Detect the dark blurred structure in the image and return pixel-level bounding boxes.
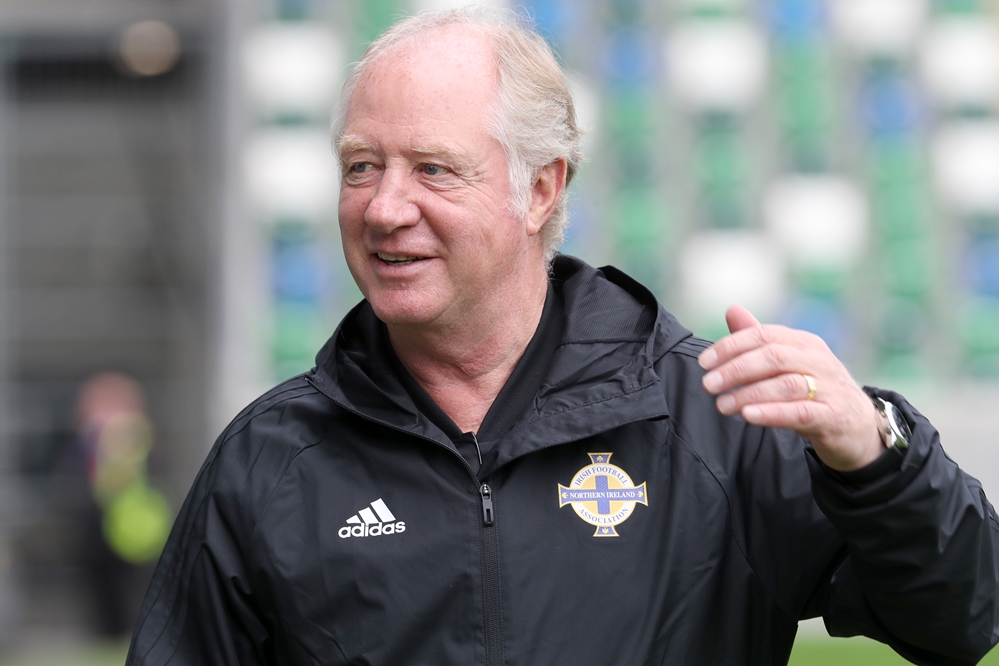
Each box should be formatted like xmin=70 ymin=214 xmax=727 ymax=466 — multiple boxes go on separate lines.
xmin=0 ymin=1 xmax=216 ymax=647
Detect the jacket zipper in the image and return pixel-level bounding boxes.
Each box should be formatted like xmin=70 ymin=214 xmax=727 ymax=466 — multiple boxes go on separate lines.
xmin=480 ymin=483 xmax=503 ymax=666
xmin=306 ymin=376 xmax=505 ymax=665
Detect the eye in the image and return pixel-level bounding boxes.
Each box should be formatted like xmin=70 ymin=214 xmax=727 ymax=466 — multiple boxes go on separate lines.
xmin=343 ymin=161 xmax=379 ymax=183
xmin=421 ymin=163 xmax=448 ymax=176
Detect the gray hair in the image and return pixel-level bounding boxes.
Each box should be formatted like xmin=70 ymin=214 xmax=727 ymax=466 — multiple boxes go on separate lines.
xmin=331 ymin=6 xmax=583 ymax=264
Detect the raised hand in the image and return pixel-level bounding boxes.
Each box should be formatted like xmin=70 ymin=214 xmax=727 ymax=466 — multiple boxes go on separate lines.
xmin=698 ymin=305 xmax=884 ymax=472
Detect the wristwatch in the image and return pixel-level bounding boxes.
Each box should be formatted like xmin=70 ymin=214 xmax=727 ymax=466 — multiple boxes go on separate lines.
xmin=872 ymin=397 xmax=911 ymax=450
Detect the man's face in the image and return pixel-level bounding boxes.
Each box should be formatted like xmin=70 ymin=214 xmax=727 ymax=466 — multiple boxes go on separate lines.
xmin=337 ymin=27 xmax=538 ymax=330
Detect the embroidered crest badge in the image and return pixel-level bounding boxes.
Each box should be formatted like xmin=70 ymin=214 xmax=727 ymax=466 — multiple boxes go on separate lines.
xmin=558 ymin=452 xmax=648 ymax=537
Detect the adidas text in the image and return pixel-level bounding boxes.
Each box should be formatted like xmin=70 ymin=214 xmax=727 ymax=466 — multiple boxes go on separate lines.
xmin=339 ymin=498 xmax=405 ymax=539
xmin=338 ymin=522 xmax=406 ymax=538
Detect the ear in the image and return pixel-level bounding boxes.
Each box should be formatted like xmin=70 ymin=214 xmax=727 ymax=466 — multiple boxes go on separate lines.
xmin=525 ymin=158 xmax=568 ymax=237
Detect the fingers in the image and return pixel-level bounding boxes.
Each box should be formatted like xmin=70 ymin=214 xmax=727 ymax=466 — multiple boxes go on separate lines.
xmin=714 ymin=373 xmax=816 ymax=416
xmin=701 ymin=343 xmax=818 ymax=396
xmin=699 ymin=322 xmax=825 ymax=373
xmin=698 ymin=305 xmax=763 ymax=369
xmin=724 ymin=304 xmax=760 ymax=334
xmin=740 ymin=401 xmax=825 ymax=430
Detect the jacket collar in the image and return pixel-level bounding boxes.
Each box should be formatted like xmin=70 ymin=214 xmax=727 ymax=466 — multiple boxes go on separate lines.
xmin=310 ymin=255 xmax=694 ymax=475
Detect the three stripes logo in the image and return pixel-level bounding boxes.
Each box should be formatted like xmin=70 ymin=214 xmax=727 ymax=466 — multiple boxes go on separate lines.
xmin=338 ymin=498 xmax=406 ymax=539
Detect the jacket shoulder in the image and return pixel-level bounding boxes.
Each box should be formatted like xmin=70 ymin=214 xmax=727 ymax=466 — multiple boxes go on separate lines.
xmin=127 ymin=374 xmax=339 ymax=663
xmin=665 ymin=335 xmax=712 ymax=360
xmin=198 ymin=374 xmax=339 ymax=529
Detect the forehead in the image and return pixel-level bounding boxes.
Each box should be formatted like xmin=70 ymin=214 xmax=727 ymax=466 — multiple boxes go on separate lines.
xmin=345 ymin=25 xmax=499 ymax=141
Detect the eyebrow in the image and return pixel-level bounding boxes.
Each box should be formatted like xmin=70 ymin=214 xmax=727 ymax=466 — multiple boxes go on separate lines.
xmin=337 ymin=135 xmax=475 ymax=174
xmin=336 ymin=134 xmax=376 ymax=157
xmin=410 ymin=143 xmax=475 ymax=173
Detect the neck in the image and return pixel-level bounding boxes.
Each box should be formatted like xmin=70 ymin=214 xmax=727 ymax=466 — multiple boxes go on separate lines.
xmin=387 ymin=269 xmax=548 ymax=434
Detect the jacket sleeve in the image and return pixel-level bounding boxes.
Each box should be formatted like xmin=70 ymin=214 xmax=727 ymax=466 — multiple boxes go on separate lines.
xmin=806 ymin=388 xmax=999 ymax=665
xmin=125 ymin=429 xmax=274 ymax=665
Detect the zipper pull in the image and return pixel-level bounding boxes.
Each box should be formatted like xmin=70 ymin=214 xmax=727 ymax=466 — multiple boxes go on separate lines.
xmin=480 ymin=483 xmax=494 ymax=526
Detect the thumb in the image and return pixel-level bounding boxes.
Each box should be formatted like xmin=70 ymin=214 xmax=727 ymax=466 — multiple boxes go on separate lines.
xmin=725 ymin=304 xmax=761 ymax=334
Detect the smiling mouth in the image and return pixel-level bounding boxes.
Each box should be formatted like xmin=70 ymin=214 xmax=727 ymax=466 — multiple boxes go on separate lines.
xmin=377 ymin=252 xmax=424 ymax=266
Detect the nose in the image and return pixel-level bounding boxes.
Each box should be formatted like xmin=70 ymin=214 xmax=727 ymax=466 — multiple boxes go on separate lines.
xmin=364 ymin=165 xmax=421 ymax=233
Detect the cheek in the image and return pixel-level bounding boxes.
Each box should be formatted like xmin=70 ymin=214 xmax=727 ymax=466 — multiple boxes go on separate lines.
xmin=338 ymin=191 xmax=370 ymax=236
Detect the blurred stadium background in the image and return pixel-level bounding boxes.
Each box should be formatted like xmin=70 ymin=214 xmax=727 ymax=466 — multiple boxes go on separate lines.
xmin=0 ymin=0 xmax=995 ymax=664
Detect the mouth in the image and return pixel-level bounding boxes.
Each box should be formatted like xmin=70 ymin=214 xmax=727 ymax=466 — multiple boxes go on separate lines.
xmin=376 ymin=252 xmax=425 ymax=266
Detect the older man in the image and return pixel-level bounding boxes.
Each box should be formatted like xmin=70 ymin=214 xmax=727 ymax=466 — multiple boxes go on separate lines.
xmin=127 ymin=8 xmax=997 ymax=666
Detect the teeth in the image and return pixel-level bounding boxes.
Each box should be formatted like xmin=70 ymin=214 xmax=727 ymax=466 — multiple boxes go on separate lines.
xmin=378 ymin=253 xmax=419 ymax=264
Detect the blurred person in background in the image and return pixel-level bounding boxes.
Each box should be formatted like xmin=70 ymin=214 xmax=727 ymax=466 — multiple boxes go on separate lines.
xmin=72 ymin=372 xmax=171 ymax=637
xmin=126 ymin=7 xmax=997 ymax=666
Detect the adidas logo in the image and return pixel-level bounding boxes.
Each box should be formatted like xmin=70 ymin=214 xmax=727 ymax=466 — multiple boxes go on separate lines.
xmin=338 ymin=498 xmax=406 ymax=539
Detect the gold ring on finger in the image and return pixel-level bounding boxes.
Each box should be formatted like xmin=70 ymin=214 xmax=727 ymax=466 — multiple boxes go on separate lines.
xmin=802 ymin=374 xmax=817 ymax=401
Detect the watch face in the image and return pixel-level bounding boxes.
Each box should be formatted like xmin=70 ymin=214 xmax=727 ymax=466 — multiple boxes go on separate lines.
xmin=885 ymin=401 xmax=912 ymax=446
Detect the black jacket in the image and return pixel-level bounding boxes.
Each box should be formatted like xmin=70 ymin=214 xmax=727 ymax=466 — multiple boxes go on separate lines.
xmin=127 ymin=256 xmax=998 ymax=665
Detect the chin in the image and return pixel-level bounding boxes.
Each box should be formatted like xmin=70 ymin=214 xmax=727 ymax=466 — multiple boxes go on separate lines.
xmin=366 ymin=293 xmax=443 ymax=327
